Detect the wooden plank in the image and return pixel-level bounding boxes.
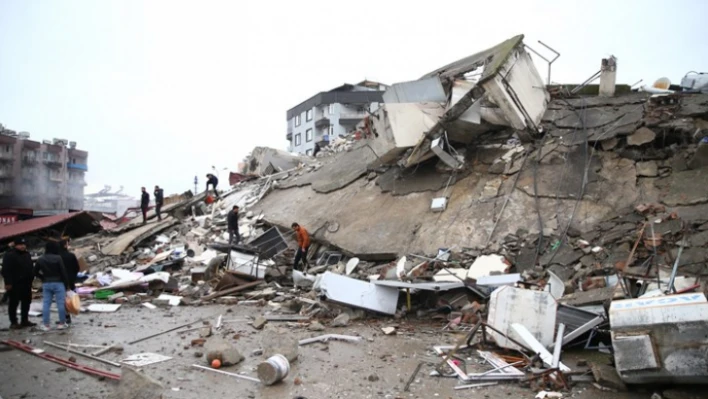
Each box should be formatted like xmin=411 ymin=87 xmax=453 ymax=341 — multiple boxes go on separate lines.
xmin=201 ymin=280 xmax=264 ymax=301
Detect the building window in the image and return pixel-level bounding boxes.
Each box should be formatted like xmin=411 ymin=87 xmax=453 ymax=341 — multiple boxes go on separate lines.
xmin=328 ymin=104 xmax=334 ymax=115
xmin=306 ymin=129 xmax=313 ymax=142
xmin=328 ymin=124 xmax=334 ymax=135
xmin=306 ymin=109 xmax=313 ymax=121
xmin=295 ymin=115 xmax=301 ymax=127
xmin=306 ymin=149 xmax=313 ymax=156
xmin=4 ymin=145 xmax=10 ymax=153
xmin=295 ymin=134 xmax=301 ymax=146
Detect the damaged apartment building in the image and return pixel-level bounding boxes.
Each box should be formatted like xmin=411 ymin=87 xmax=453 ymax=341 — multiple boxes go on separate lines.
xmin=286 ymin=80 xmax=387 ymax=155
xmin=0 ymin=125 xmax=88 ymax=221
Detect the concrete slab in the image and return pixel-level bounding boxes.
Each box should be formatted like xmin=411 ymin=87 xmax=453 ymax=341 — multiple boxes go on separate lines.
xmin=662 ymin=169 xmax=708 ymax=206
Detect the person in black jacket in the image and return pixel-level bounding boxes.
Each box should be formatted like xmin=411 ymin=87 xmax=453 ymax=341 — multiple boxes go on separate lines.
xmin=34 ymin=241 xmax=69 ymax=331
xmin=206 ymin=174 xmax=220 ymax=199
xmin=227 ymin=206 xmax=240 ymax=246
xmin=2 ymin=238 xmax=36 ymax=329
xmin=154 ymin=185 xmax=164 ymax=221
xmin=140 ymin=187 xmax=150 ymax=224
xmin=59 ymin=239 xmax=80 ymax=325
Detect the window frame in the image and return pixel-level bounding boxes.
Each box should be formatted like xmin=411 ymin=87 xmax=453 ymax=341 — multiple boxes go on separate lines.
xmin=294 ymin=115 xmax=301 ymax=127
xmin=295 ymin=133 xmax=301 ymax=146
xmin=306 ymin=109 xmax=313 ymax=121
xmin=305 ymin=128 xmax=313 ymax=142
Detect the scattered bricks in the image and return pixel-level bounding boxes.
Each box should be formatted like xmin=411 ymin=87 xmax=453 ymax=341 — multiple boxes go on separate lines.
xmin=381 ymin=327 xmax=396 ymax=335
xmin=191 ymin=339 xmax=206 ymax=347
xmin=636 ymin=161 xmax=659 ymax=177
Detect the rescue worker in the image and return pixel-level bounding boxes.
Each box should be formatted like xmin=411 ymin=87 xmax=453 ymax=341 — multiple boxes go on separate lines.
xmin=140 ymin=187 xmax=150 ymax=224
xmin=291 ymin=223 xmax=311 ymax=271
xmin=1 ymin=238 xmax=35 ymax=329
xmin=206 ymin=174 xmax=220 ymax=199
xmin=227 ymin=206 xmax=240 ymax=246
xmin=154 ymin=185 xmax=164 ymax=221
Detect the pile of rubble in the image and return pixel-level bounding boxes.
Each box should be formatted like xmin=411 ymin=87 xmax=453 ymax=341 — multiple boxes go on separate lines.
xmin=2 ymin=34 xmax=708 ymax=398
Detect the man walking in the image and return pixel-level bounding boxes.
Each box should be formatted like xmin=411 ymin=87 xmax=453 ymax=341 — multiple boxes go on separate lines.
xmin=140 ymin=187 xmax=150 ymax=224
xmin=227 ymin=206 xmax=240 ymax=246
xmin=1 ymin=238 xmax=36 ymax=329
xmin=59 ymin=239 xmax=80 ymax=325
xmin=1 ymin=241 xmax=14 ymax=305
xmin=206 ymin=174 xmax=220 ymax=199
xmin=291 ymin=223 xmax=311 ymax=271
xmin=154 ymin=185 xmax=164 ymax=221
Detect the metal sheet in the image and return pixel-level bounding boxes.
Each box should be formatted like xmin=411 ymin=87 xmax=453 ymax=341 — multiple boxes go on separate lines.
xmin=383 ymin=77 xmax=446 ymax=104
xmin=370 ymin=280 xmax=464 ymax=291
xmin=487 ymin=286 xmax=557 ymax=351
xmin=248 ymin=227 xmax=287 ymax=259
xmin=320 ymin=272 xmax=399 ymax=315
xmin=476 ymin=273 xmax=521 ymax=287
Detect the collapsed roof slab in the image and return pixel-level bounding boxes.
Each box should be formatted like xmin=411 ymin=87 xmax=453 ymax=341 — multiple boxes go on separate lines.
xmin=402 ymin=36 xmax=550 ymax=167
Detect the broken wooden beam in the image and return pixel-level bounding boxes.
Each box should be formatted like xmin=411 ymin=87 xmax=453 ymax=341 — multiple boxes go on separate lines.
xmin=201 ymin=280 xmax=264 ymax=301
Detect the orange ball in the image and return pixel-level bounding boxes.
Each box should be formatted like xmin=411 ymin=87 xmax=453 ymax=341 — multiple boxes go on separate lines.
xmin=211 ymin=359 xmax=221 ymax=369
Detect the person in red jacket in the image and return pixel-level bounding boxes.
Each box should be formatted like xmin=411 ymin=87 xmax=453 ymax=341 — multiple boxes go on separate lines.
xmin=291 ymin=223 xmax=310 ymax=271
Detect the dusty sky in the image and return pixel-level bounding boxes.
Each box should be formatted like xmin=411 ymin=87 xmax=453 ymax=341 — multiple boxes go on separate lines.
xmin=1 ymin=0 xmax=706 ymax=197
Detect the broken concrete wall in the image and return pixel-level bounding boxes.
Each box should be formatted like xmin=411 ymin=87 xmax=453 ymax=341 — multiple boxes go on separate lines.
xmin=244 ymin=146 xmax=306 ymax=176
xmin=253 ymin=93 xmax=708 ymax=262
xmin=481 ymin=45 xmax=550 ymax=131
xmin=367 ymin=103 xmax=445 ymax=164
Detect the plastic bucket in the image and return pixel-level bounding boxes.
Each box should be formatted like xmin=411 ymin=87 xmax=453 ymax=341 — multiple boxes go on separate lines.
xmin=257 ymin=354 xmax=290 ymax=385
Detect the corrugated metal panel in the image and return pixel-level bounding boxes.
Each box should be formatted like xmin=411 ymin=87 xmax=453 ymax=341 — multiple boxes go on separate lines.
xmin=0 ymin=211 xmax=99 ymax=241
xmin=383 ymin=77 xmax=446 ymax=104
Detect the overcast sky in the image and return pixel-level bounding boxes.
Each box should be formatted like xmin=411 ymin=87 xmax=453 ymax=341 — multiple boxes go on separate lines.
xmin=1 ymin=0 xmax=706 ymax=197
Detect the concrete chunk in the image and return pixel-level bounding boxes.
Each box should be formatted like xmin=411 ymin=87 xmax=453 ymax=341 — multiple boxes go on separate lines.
xmin=590 ymin=362 xmax=628 ymax=391
xmin=627 ymin=127 xmax=656 ymax=146
xmin=636 ymin=161 xmax=659 ymax=177
xmin=205 ymin=337 xmax=244 ymax=367
xmin=110 ymin=366 xmax=164 ymax=399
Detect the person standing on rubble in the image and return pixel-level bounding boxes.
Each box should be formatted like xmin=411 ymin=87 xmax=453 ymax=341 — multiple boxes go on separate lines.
xmin=59 ymin=239 xmax=80 ymax=325
xmin=228 ymin=205 xmax=240 ymax=246
xmin=206 ymin=173 xmax=220 ymax=199
xmin=154 ymin=185 xmax=164 ymax=221
xmin=34 ymin=241 xmax=70 ymax=331
xmin=140 ymin=187 xmax=150 ymax=224
xmin=2 ymin=238 xmax=36 ymax=329
xmin=291 ymin=223 xmax=311 ymax=271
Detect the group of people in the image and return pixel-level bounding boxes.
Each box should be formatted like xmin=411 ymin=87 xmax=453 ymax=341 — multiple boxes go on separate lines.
xmin=139 ymin=174 xmax=220 ymax=225
xmin=140 ymin=185 xmax=164 ymax=224
xmin=1 ymin=238 xmax=80 ymax=331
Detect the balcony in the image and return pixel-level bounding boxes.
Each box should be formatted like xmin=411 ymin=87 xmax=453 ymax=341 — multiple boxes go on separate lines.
xmin=286 ymin=131 xmax=292 ymax=141
xmin=0 ymin=152 xmax=14 ymax=163
xmin=67 ymin=162 xmax=88 ymax=171
xmin=44 ymin=159 xmax=62 ymax=168
xmin=338 ymin=111 xmax=369 ymax=125
xmin=22 ymin=155 xmax=38 ymax=166
xmin=0 ymin=169 xmax=14 ymax=180
xmin=314 ymin=114 xmax=330 ymax=128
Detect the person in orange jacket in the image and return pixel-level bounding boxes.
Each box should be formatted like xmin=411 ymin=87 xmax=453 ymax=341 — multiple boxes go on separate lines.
xmin=291 ymin=223 xmax=310 ymax=271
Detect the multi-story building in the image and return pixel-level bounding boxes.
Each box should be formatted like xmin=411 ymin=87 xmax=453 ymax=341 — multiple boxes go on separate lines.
xmin=286 ymin=80 xmax=387 ymax=155
xmin=0 ymin=128 xmax=88 ymax=217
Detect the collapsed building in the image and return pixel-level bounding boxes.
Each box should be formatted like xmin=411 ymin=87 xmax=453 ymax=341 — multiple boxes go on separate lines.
xmin=2 ymin=34 xmax=708 ymax=397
